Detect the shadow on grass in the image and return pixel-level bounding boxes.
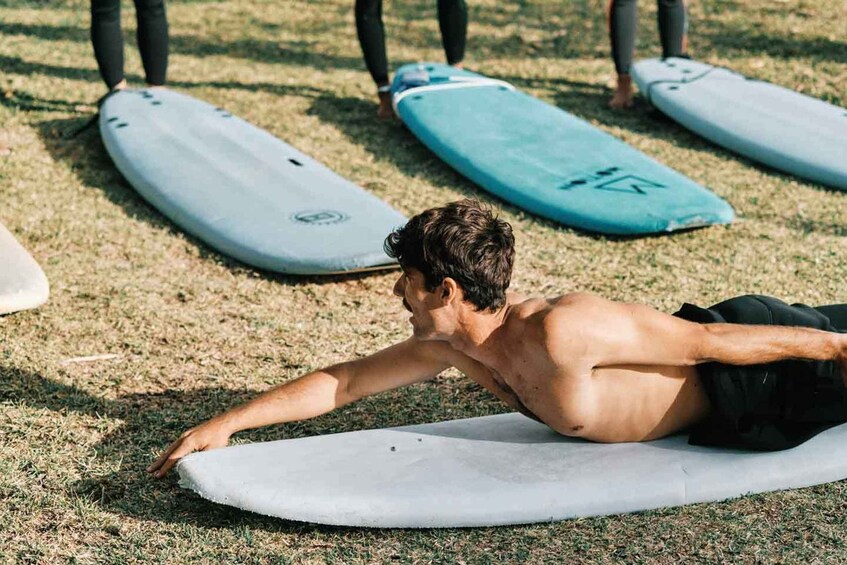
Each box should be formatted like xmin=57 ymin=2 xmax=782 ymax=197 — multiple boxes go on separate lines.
xmin=386 ymin=0 xmax=608 ymax=62
xmin=0 ymin=54 xmax=330 ymax=101
xmin=1 ymin=365 xmax=503 ymax=532
xmin=698 ymin=19 xmax=847 ymax=64
xmin=0 ymin=53 xmax=135 ymax=85
xmin=306 ymin=93 xmax=465 ymax=186
xmin=0 ymin=20 xmax=362 ymax=72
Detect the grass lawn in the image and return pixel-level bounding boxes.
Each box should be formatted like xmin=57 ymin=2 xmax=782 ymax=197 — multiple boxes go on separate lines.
xmin=2 ymin=0 xmax=847 ymax=561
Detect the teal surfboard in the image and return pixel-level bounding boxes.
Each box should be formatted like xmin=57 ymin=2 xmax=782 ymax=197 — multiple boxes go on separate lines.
xmin=632 ymin=57 xmax=847 ymax=190
xmin=391 ymin=64 xmax=734 ymax=235
xmin=100 ymin=89 xmax=406 ymax=275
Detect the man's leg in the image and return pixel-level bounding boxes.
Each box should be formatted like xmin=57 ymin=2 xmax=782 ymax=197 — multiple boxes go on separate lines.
xmin=91 ymin=0 xmax=125 ymax=90
xmin=437 ymin=0 xmax=467 ymax=67
xmin=135 ymin=0 xmax=169 ymax=87
xmin=656 ymin=0 xmax=687 ymax=59
xmin=355 ymin=0 xmax=394 ymax=118
xmin=608 ymin=0 xmax=637 ymax=109
xmin=814 ymin=305 xmax=847 ymax=332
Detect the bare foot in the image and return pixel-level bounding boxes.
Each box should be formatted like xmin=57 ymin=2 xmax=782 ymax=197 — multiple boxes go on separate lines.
xmin=111 ymin=79 xmax=128 ymax=92
xmin=609 ymin=74 xmax=634 ymax=109
xmin=451 ymin=61 xmax=464 ymax=70
xmin=377 ymin=88 xmax=395 ymax=120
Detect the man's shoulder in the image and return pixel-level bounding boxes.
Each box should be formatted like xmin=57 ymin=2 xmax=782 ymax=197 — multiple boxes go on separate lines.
xmin=550 ymin=291 xmax=606 ymax=308
xmin=536 ymin=292 xmax=606 ymax=321
xmin=501 ymin=292 xmax=599 ymax=324
xmin=536 ymin=292 xmax=623 ymax=340
xmin=400 ymin=335 xmax=467 ymax=363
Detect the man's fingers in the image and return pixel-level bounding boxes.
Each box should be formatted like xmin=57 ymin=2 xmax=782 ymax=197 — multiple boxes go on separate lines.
xmin=147 ymin=439 xmax=183 ymax=473
xmin=147 ymin=425 xmax=231 ymax=478
xmin=156 ymin=438 xmax=206 ymax=477
xmin=155 ymin=452 xmax=184 ymax=478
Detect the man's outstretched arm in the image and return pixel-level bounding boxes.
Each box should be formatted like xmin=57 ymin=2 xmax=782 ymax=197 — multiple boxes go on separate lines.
xmin=549 ymin=294 xmax=847 ymax=375
xmin=147 ymin=338 xmax=454 ymax=477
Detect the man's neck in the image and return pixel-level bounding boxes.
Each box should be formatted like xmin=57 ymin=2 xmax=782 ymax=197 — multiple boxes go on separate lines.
xmin=445 ymin=300 xmax=514 ymax=368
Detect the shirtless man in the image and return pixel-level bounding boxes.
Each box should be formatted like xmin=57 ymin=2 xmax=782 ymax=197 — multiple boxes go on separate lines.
xmin=149 ymin=200 xmax=847 ymax=477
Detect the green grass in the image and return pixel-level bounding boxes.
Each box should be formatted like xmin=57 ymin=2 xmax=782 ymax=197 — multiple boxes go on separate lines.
xmin=2 ymin=0 xmax=847 ymax=561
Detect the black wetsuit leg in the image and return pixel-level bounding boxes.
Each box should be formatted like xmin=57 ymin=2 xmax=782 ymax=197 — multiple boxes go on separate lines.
xmin=609 ymin=0 xmax=686 ymax=75
xmin=91 ymin=0 xmax=125 ymax=89
xmin=355 ymin=0 xmax=389 ymax=85
xmin=438 ymin=0 xmax=467 ymax=66
xmin=355 ymin=0 xmax=468 ymax=85
xmin=135 ymin=0 xmax=169 ymax=86
xmin=657 ymin=0 xmax=686 ymax=59
xmin=91 ymin=0 xmax=168 ymax=89
xmin=675 ymin=295 xmax=847 ymax=451
xmin=609 ymin=0 xmax=637 ymax=75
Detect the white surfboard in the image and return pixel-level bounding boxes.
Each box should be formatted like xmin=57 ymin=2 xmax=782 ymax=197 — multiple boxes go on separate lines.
xmin=0 ymin=222 xmax=49 ymax=315
xmin=177 ymin=413 xmax=847 ymax=528
xmin=99 ymin=89 xmax=407 ymax=275
xmin=632 ymin=57 xmax=847 ymax=190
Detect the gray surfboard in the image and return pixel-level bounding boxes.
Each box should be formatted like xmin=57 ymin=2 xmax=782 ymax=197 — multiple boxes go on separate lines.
xmin=0 ymin=222 xmax=49 ymax=315
xmin=99 ymin=89 xmax=407 ymax=275
xmin=632 ymin=57 xmax=847 ymax=190
xmin=177 ymin=413 xmax=847 ymax=528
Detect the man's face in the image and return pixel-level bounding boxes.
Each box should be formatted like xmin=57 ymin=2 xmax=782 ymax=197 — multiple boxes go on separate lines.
xmin=393 ymin=268 xmax=452 ymax=339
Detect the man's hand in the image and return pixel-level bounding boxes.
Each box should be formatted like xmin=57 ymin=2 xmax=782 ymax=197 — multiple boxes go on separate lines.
xmin=147 ymin=418 xmax=233 ymax=478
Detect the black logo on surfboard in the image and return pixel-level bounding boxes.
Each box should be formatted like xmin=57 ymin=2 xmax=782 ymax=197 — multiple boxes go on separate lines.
xmin=291 ymin=210 xmax=350 ymax=225
xmin=594 ymin=175 xmax=665 ymax=195
xmin=558 ymin=167 xmax=664 ymax=195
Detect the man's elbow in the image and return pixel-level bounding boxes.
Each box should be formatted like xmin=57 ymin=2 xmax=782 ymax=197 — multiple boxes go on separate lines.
xmin=689 ymin=324 xmax=719 ymax=365
xmin=326 ymin=362 xmax=361 ymax=406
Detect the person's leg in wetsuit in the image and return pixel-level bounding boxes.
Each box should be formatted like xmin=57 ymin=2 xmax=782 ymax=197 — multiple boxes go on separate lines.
xmin=355 ymin=0 xmax=467 ymax=118
xmin=607 ymin=0 xmax=687 ymax=109
xmin=91 ymin=0 xmax=169 ymax=93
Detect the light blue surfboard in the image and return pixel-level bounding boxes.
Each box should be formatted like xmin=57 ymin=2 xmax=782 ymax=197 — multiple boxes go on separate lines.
xmin=99 ymin=89 xmax=406 ymax=275
xmin=391 ymin=63 xmax=734 ymax=235
xmin=632 ymin=57 xmax=847 ymax=190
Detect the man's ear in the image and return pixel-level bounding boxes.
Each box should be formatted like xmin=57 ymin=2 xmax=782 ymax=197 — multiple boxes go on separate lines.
xmin=439 ymin=277 xmax=460 ymax=304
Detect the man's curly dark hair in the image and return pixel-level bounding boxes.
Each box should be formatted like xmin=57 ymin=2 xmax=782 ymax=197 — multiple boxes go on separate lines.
xmin=384 ymin=200 xmax=515 ymax=312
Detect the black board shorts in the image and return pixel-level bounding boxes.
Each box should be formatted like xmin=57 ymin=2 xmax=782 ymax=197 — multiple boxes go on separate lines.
xmin=673 ymin=295 xmax=847 ymax=451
